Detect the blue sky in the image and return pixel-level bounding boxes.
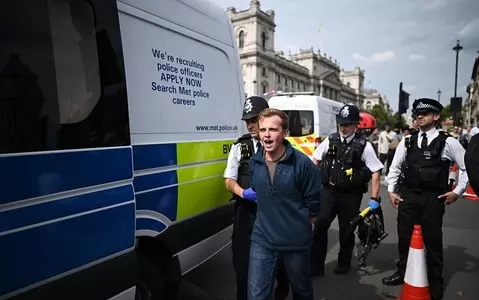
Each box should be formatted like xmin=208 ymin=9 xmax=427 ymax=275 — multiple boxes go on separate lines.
xmin=211 ymin=0 xmax=479 ymax=114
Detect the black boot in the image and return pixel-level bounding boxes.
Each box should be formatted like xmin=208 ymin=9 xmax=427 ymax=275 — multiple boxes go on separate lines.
xmin=311 ymin=263 xmax=324 ymax=277
xmin=382 ymin=270 xmax=404 ymax=286
xmin=333 ymin=263 xmax=351 ymax=275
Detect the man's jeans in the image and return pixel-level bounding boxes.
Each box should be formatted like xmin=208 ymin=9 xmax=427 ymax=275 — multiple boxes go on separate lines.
xmin=248 ymin=242 xmax=313 ymax=300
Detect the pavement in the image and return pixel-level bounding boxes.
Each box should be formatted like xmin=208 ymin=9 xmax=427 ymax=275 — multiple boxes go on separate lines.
xmin=182 ymin=181 xmax=479 ymax=299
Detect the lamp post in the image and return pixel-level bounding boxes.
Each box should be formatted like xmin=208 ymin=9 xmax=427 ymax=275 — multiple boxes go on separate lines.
xmin=452 ymin=40 xmax=463 ymax=126
xmin=452 ymin=40 xmax=463 ymax=99
xmin=437 ymin=89 xmax=441 ymax=102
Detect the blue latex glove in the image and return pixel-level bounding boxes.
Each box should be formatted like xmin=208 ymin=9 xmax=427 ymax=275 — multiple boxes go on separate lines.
xmin=368 ymin=199 xmax=379 ymax=210
xmin=242 ymin=188 xmax=257 ymax=202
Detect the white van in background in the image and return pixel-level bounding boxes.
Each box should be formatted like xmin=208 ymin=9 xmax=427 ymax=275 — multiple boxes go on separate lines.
xmin=0 ymin=0 xmax=244 ymax=299
xmin=268 ymin=92 xmax=344 ymax=158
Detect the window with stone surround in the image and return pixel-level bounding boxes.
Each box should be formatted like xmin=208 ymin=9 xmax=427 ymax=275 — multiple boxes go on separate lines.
xmin=239 ymin=30 xmax=244 ymax=48
xmin=261 ymin=31 xmax=266 ymax=50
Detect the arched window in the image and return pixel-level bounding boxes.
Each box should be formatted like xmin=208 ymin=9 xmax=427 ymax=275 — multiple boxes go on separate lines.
xmin=366 ymin=101 xmax=372 ymax=111
xmin=239 ymin=31 xmax=244 ymax=48
xmin=261 ymin=32 xmax=266 ymax=50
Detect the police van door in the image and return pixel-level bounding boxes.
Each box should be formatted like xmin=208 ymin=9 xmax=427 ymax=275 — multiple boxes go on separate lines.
xmin=0 ymin=1 xmax=136 ymax=299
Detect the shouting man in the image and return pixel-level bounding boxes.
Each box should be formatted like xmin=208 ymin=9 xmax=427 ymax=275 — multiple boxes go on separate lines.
xmin=247 ymin=108 xmax=323 ymax=300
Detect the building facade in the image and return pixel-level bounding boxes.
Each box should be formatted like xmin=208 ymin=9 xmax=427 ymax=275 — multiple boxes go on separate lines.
xmin=227 ymin=0 xmax=365 ymax=107
xmin=362 ymin=88 xmax=392 ymax=113
xmin=465 ymin=55 xmax=479 ymax=127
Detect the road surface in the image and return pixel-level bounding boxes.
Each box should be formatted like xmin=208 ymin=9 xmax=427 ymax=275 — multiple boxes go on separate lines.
xmin=183 ymin=184 xmax=479 ymax=299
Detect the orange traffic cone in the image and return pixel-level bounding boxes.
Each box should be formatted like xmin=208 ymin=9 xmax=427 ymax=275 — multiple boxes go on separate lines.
xmin=397 ymin=225 xmax=430 ymax=300
xmin=449 ymin=163 xmax=458 ymax=189
xmin=449 ymin=163 xmax=479 ymax=201
xmin=463 ymin=185 xmax=479 ymax=201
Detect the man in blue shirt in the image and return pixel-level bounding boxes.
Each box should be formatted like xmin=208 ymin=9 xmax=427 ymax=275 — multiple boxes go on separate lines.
xmin=247 ymin=108 xmax=323 ymax=300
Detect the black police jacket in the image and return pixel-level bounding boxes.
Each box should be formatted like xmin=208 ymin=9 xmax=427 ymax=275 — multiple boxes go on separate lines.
xmin=231 ymin=134 xmax=258 ymax=213
xmin=320 ymin=133 xmax=371 ymax=192
xmin=465 ymin=134 xmax=479 ymax=195
xmin=402 ymin=132 xmax=450 ymax=192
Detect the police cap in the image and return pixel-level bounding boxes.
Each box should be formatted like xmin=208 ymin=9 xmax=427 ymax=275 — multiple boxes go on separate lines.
xmin=241 ymin=96 xmax=269 ymax=121
xmin=336 ymin=104 xmax=360 ymax=125
xmin=412 ymin=98 xmax=443 ymax=115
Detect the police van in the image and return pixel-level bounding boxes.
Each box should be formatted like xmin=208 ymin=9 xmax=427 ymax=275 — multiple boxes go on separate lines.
xmin=267 ymin=92 xmax=344 ymax=158
xmin=0 ymin=0 xmax=244 ymax=299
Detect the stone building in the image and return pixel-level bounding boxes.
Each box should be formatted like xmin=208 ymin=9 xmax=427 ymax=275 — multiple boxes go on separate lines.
xmin=363 ymin=88 xmax=392 ymax=113
xmin=465 ymin=54 xmax=479 ymax=127
xmin=226 ymin=0 xmax=365 ymax=107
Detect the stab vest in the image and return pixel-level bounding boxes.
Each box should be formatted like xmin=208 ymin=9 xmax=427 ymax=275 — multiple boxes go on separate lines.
xmin=232 ymin=134 xmax=258 ymax=212
xmin=320 ymin=133 xmax=371 ymax=193
xmin=402 ymin=132 xmax=450 ymax=192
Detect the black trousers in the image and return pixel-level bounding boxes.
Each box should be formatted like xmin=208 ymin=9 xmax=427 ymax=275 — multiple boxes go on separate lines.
xmin=386 ymin=149 xmax=396 ymax=175
xmin=379 ymin=153 xmax=388 ymax=174
xmin=397 ymin=188 xmax=446 ymax=300
xmin=311 ymin=187 xmax=363 ymax=268
xmin=231 ymin=201 xmax=290 ymax=300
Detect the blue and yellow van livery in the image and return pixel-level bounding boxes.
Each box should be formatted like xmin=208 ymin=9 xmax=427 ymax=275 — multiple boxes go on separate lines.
xmin=0 ymin=0 xmax=244 ymax=299
xmin=133 ymin=140 xmax=234 ymax=234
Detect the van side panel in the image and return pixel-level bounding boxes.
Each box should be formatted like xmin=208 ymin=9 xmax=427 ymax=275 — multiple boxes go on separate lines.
xmin=119 ymin=0 xmax=232 ymax=46
xmin=0 ymin=0 xmax=136 ymax=299
xmin=117 ymin=1 xmax=241 ymax=268
xmin=118 ymin=5 xmax=240 ymax=144
xmin=132 ymin=140 xmax=232 ymax=224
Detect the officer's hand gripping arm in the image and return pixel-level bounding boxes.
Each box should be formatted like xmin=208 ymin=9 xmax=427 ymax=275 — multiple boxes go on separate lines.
xmin=242 ymin=187 xmax=257 ymax=202
xmin=368 ymin=198 xmax=380 ymax=210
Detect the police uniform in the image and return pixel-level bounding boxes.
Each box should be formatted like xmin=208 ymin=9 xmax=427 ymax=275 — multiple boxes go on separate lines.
xmin=465 ymin=134 xmax=479 ymax=194
xmin=223 ymin=96 xmax=290 ymax=300
xmin=311 ymin=104 xmax=384 ymax=275
xmin=382 ymin=98 xmax=469 ymax=300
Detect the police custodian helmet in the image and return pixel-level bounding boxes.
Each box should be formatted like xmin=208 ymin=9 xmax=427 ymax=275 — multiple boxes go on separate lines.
xmin=412 ymin=98 xmax=444 ymax=115
xmin=336 ymin=104 xmax=360 ymax=125
xmin=241 ymin=96 xmax=269 ymax=121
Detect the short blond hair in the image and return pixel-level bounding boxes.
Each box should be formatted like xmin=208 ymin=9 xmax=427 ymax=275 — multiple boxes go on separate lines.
xmin=258 ymin=108 xmax=289 ymax=130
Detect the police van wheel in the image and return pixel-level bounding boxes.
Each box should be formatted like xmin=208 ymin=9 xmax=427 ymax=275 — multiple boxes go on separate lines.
xmin=136 ymin=251 xmax=168 ymax=300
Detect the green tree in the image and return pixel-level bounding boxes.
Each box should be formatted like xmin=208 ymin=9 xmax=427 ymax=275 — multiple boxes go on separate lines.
xmin=391 ymin=113 xmax=407 ymax=129
xmin=370 ymin=104 xmax=390 ymax=128
xmin=442 ymin=104 xmax=452 ymax=120
xmin=439 ymin=104 xmax=463 ymax=126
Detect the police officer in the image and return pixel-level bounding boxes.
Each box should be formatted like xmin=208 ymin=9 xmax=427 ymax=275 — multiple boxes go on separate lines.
xmin=465 ymin=133 xmax=479 ymax=194
xmin=382 ymin=98 xmax=469 ymax=300
xmin=223 ymin=96 xmax=290 ymax=300
xmin=311 ymin=104 xmax=384 ymax=276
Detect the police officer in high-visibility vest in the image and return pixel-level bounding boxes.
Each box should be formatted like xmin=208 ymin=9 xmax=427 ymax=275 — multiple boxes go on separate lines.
xmin=311 ymin=104 xmax=384 ymax=276
xmin=382 ymin=98 xmax=469 ymax=300
xmin=223 ymin=96 xmax=290 ymax=300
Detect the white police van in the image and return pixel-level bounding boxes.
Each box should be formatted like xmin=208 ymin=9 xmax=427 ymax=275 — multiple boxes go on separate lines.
xmin=267 ymin=92 xmax=344 ymax=158
xmin=0 ymin=0 xmax=244 ymax=299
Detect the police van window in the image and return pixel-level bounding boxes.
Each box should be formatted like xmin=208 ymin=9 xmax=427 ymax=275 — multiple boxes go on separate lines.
xmin=0 ymin=0 xmax=130 ymax=154
xmin=283 ymin=110 xmax=314 ymax=137
xmin=49 ymin=0 xmax=100 ymax=124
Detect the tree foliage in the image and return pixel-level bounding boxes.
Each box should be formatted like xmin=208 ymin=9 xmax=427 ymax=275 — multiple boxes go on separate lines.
xmin=363 ymin=104 xmax=407 ymax=129
xmin=438 ymin=104 xmax=463 ymax=126
xmin=442 ymin=104 xmax=452 ymax=120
